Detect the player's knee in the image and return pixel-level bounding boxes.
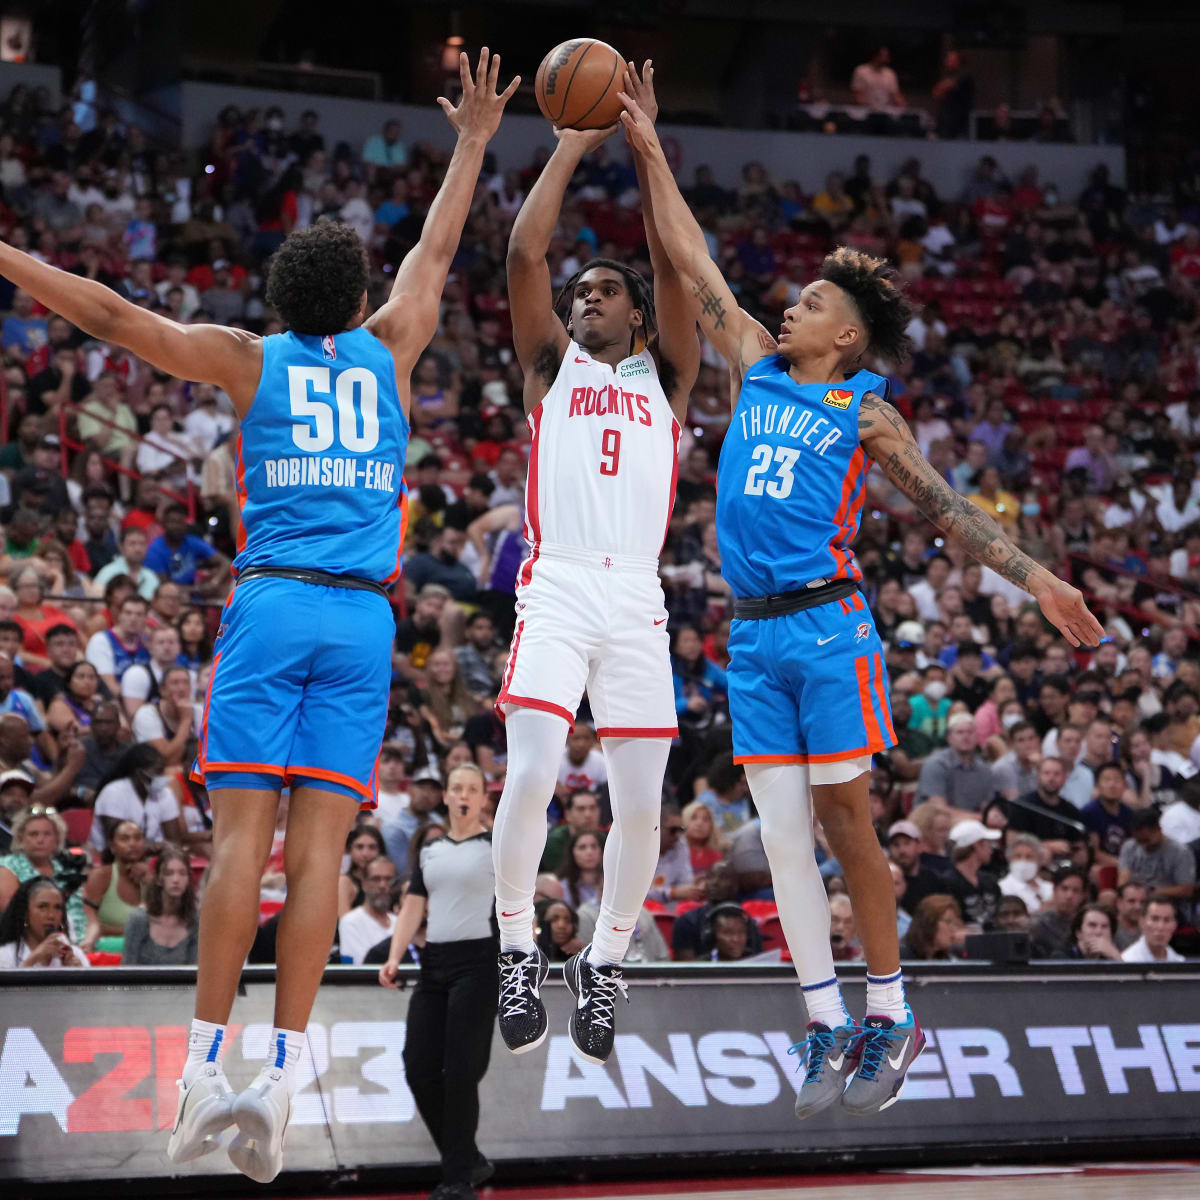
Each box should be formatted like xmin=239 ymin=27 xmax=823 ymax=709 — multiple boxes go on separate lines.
xmin=505 ymin=757 xmax=559 ymax=804
xmin=759 ymin=813 xmax=813 ymax=863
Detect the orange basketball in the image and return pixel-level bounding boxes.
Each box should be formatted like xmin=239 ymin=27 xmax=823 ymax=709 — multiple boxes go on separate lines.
xmin=534 ymin=38 xmax=625 ymax=130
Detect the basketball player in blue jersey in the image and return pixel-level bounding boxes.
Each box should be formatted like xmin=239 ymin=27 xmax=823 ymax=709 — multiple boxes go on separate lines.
xmin=0 ymin=50 xmax=518 ymax=1182
xmin=620 ymin=91 xmax=1103 ymax=1117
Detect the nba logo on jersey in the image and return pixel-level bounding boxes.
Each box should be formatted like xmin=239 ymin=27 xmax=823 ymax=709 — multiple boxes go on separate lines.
xmin=822 ymin=388 xmax=853 ymax=409
xmin=321 ymin=334 xmax=337 ymax=361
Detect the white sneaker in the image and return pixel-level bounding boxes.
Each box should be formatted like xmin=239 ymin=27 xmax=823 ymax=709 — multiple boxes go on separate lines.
xmin=227 ymin=1068 xmax=293 ymax=1183
xmin=166 ymin=1064 xmax=235 ymax=1163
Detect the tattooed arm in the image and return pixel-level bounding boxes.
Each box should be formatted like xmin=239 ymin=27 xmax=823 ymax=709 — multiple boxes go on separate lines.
xmin=859 ymin=393 xmax=1105 ymax=648
xmin=618 ymin=87 xmax=776 ymax=397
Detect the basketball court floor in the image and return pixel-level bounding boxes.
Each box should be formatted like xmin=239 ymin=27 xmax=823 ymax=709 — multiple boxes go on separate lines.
xmin=259 ymin=1161 xmax=1200 ymax=1200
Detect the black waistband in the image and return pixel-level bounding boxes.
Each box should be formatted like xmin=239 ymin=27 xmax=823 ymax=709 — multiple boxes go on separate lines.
xmin=236 ymin=565 xmax=388 ymax=598
xmin=732 ymin=578 xmax=859 ymax=620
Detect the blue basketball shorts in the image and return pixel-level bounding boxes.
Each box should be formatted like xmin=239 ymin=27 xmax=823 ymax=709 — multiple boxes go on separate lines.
xmin=727 ymin=591 xmax=896 ymax=769
xmin=192 ymin=576 xmax=394 ymax=806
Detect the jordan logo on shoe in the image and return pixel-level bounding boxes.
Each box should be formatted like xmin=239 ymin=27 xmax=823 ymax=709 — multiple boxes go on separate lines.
xmin=887 ymin=1037 xmax=910 ymax=1070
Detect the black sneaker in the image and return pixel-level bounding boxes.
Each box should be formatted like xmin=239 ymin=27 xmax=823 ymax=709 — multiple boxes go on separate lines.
xmin=563 ymin=945 xmax=628 ymax=1065
xmin=497 ymin=947 xmax=549 ymax=1054
xmin=429 ymin=1184 xmax=476 ymax=1200
xmin=470 ymin=1152 xmax=494 ymax=1187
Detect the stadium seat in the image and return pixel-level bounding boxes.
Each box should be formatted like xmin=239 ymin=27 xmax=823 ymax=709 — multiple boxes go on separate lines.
xmin=652 ymin=911 xmax=676 ymax=952
xmin=675 ymin=899 xmax=703 ymax=916
xmin=259 ymin=898 xmax=284 ymax=924
xmin=757 ymin=915 xmax=786 ymax=953
xmin=642 ymin=898 xmax=667 ymax=913
xmin=742 ymin=900 xmax=778 ymax=921
xmin=62 ymin=808 xmax=93 ymax=847
xmin=87 ymin=952 xmax=122 ymax=966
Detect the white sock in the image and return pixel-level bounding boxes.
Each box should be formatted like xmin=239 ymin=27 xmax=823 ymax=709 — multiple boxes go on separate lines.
xmin=261 ymin=1027 xmax=305 ymax=1095
xmin=588 ymin=737 xmax=671 ymax=967
xmin=865 ymin=969 xmax=908 ymax=1022
xmin=745 ymin=762 xmax=841 ymax=999
xmin=182 ymin=1018 xmax=227 ymax=1086
xmin=492 ymin=708 xmax=569 ymax=955
xmin=802 ymin=976 xmax=852 ymax=1028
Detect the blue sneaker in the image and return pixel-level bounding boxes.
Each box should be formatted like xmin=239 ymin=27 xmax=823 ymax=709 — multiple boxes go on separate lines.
xmin=841 ymin=1008 xmax=925 ymax=1116
xmin=788 ymin=1020 xmax=861 ymax=1119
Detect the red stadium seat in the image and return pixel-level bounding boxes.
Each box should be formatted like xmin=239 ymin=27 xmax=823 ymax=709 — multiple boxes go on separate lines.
xmin=652 ymin=911 xmax=676 ymax=953
xmin=62 ymin=808 xmax=93 ymax=847
xmin=742 ymin=900 xmax=778 ymax=922
xmin=642 ymin=898 xmax=666 ymax=913
xmin=259 ymin=898 xmax=284 ymax=924
xmin=758 ymin=915 xmax=786 ymax=953
xmin=675 ymin=899 xmax=703 ymax=916
xmin=87 ymin=952 xmax=122 ymax=966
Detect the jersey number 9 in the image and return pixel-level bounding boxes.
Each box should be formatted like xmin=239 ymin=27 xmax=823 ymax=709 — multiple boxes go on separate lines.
xmin=288 ymin=365 xmax=380 ymax=454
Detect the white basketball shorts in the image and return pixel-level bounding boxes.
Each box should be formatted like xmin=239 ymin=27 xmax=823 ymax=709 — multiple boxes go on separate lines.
xmin=496 ymin=541 xmax=678 ymax=738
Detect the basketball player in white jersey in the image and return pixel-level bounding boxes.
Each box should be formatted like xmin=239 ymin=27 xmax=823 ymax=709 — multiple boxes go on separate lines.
xmin=493 ymin=64 xmax=698 ymax=1064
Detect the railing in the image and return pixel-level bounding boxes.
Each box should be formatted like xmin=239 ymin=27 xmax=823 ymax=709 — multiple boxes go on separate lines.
xmin=53 ymin=400 xmax=198 ymax=521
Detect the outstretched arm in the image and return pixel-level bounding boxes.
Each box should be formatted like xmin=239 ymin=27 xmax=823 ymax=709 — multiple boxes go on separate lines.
xmin=859 ymin=393 xmax=1105 ymax=647
xmin=622 ymin=61 xmax=699 ymax=421
xmin=0 ymin=244 xmax=262 ymax=409
xmin=618 ymin=90 xmax=775 ymax=394
xmin=506 ymin=125 xmax=615 ymax=401
xmin=367 ymin=48 xmax=519 ymax=380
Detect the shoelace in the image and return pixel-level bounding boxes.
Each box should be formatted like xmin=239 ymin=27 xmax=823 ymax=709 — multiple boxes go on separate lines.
xmin=499 ymin=956 xmax=537 ymax=1019
xmin=787 ymin=1028 xmax=838 ymax=1084
xmin=581 ymin=964 xmax=628 ymax=1031
xmin=852 ymin=1026 xmax=906 ymax=1082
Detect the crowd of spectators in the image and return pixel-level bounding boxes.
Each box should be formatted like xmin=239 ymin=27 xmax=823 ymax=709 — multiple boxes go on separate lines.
xmin=0 ymin=80 xmax=1196 ymax=970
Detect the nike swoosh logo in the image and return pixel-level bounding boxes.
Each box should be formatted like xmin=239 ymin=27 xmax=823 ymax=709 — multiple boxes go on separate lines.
xmin=887 ymin=1037 xmax=910 ymax=1070
xmin=613 ymin=924 xmax=634 ymax=932
xmin=817 ymin=634 xmax=840 ymax=646
xmin=748 ymin=374 xmax=772 ymax=381
xmin=500 ymin=909 xmax=527 ymax=918
xmin=654 ymin=617 xmax=667 ymax=626
xmin=575 ymin=356 xmax=588 ymax=363
xmin=827 ymin=1052 xmax=845 ymax=1070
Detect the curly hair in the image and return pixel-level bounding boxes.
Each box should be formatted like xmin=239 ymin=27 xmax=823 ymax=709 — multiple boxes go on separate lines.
xmin=265 ymin=220 xmax=369 ymax=336
xmin=554 ymin=257 xmax=656 ymax=352
xmin=0 ymin=875 xmax=63 ymax=947
xmin=819 ymin=245 xmax=914 ymax=364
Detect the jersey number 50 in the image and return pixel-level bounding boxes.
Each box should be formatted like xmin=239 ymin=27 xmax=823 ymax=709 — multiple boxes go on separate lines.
xmin=288 ymin=365 xmax=380 ymax=453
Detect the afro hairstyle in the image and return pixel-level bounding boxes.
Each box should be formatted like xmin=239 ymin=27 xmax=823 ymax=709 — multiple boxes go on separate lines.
xmin=265 ymin=220 xmax=369 ymax=336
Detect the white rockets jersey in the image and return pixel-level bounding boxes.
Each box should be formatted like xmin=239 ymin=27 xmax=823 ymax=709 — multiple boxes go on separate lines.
xmin=522 ymin=340 xmax=681 ymax=561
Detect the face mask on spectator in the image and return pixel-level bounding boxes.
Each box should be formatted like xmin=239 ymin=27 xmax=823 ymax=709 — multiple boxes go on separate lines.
xmin=1009 ymin=860 xmax=1039 ymax=883
xmin=1002 ymin=712 xmax=1023 ymax=730
xmin=924 ymin=681 xmax=947 ymax=703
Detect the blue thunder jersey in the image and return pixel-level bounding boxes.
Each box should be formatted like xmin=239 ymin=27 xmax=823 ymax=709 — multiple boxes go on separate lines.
xmin=716 ymin=359 xmax=889 ymax=597
xmin=234 ymin=328 xmax=410 ymax=584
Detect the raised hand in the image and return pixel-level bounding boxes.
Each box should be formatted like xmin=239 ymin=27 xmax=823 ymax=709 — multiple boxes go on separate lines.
xmin=617 ymin=89 xmax=661 ymax=156
xmin=437 ymin=47 xmax=521 ymax=142
xmin=552 ymin=123 xmax=619 ymax=154
xmin=623 ymin=59 xmax=657 ymax=124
